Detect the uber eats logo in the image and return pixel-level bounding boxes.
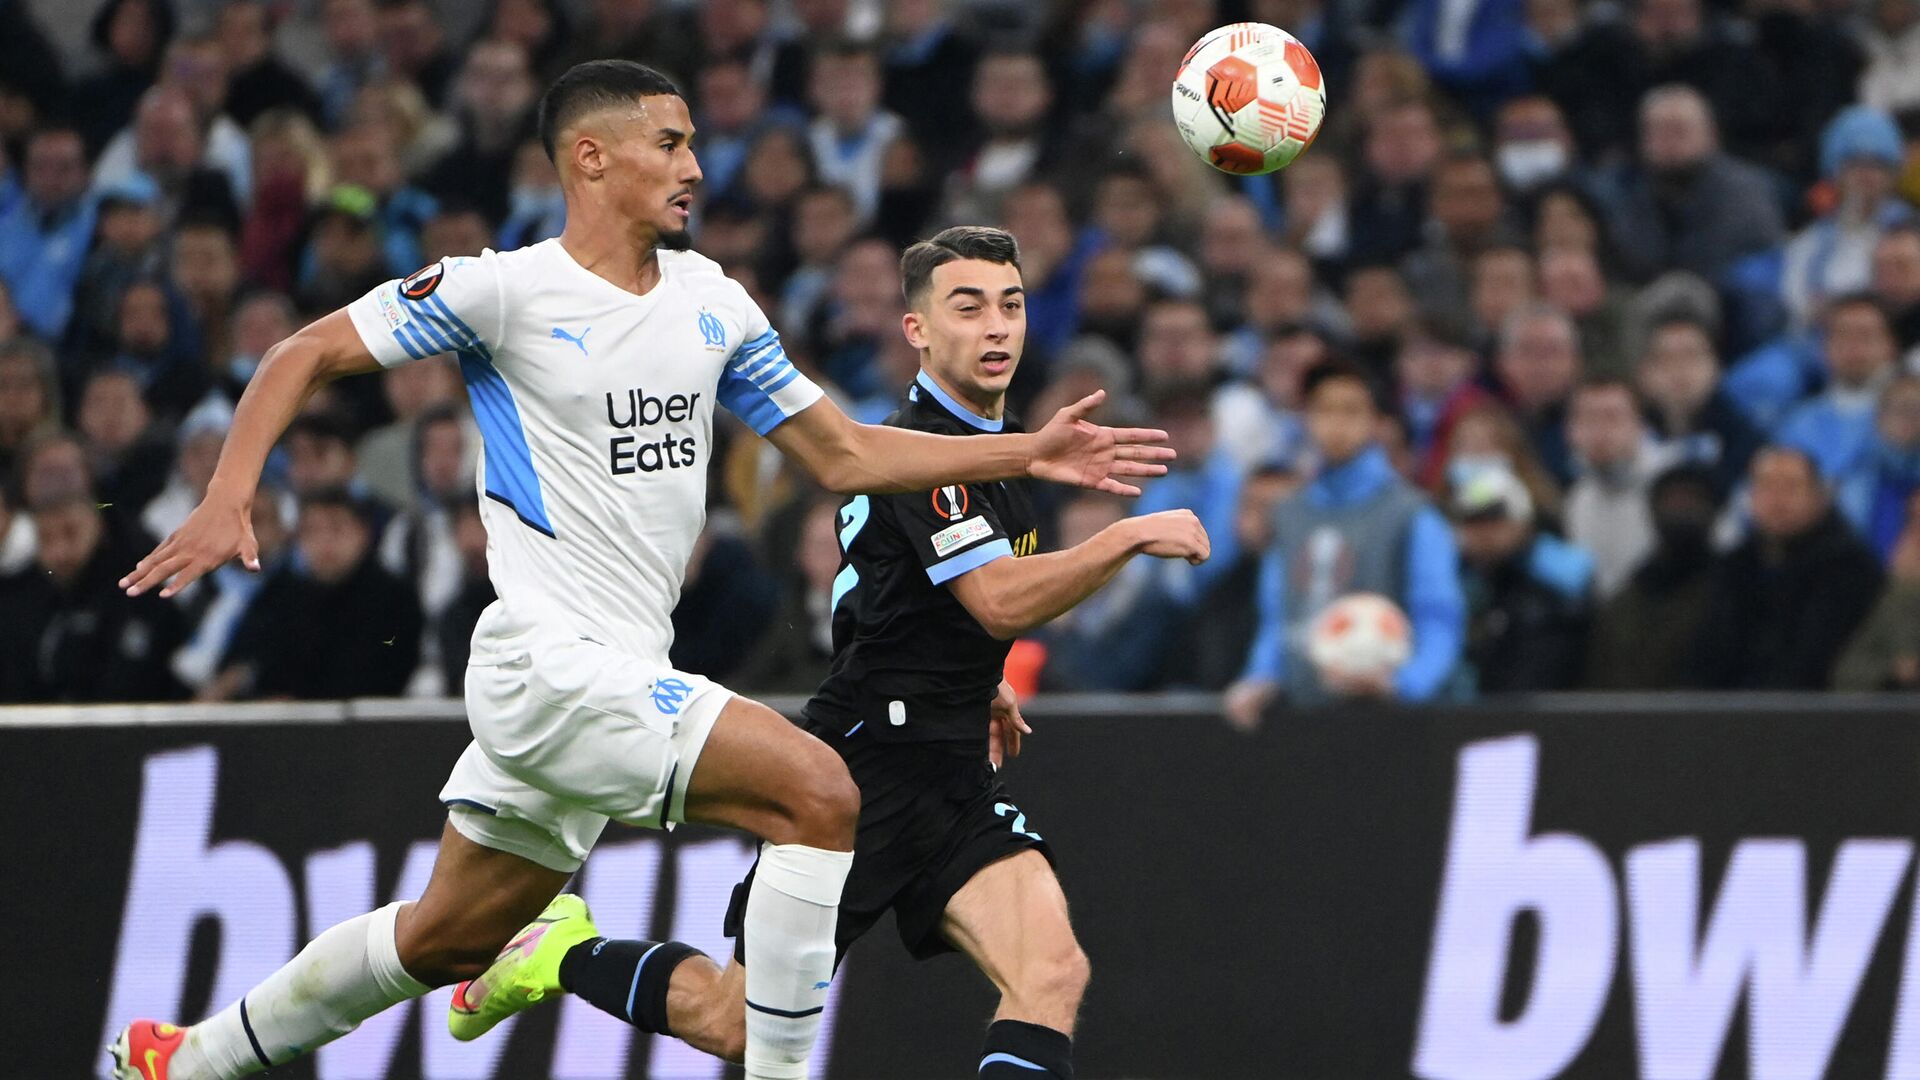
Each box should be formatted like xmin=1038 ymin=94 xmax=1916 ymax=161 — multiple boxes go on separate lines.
xmin=605 ymin=387 xmax=701 ymax=474
xmin=1415 ymin=735 xmax=1920 ymax=1080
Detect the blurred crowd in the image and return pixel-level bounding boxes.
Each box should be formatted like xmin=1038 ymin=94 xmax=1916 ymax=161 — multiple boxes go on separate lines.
xmin=2 ymin=0 xmax=1919 ymax=706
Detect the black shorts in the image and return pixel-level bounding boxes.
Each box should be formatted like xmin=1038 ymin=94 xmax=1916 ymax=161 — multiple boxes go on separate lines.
xmin=724 ymin=728 xmax=1052 ymax=964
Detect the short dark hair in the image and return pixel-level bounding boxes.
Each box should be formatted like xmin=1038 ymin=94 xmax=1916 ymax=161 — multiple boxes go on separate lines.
xmin=299 ymin=486 xmax=372 ymax=526
xmin=286 ymin=410 xmax=356 ymax=450
xmin=900 ymin=226 xmax=1021 ymax=308
xmin=537 ymin=60 xmax=682 ymax=162
xmin=1825 ymin=290 xmax=1892 ymax=328
xmin=1300 ymin=358 xmax=1387 ymax=413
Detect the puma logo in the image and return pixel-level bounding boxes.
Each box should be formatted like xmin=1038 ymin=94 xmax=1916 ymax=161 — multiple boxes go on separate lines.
xmin=551 ymin=325 xmax=591 ymax=357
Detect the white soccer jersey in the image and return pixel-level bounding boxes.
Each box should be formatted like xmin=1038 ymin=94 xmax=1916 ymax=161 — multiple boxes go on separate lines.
xmin=346 ymin=240 xmax=823 ymax=664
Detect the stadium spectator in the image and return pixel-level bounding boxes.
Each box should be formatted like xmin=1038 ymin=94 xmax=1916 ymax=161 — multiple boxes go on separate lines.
xmin=170 ymin=217 xmax=241 ymax=367
xmin=77 ymin=369 xmax=169 ymax=516
xmin=1279 ymin=152 xmax=1350 ymax=272
xmin=1130 ymin=380 xmax=1244 ymax=602
xmin=1000 ymin=181 xmax=1091 ymax=364
xmin=296 ymin=185 xmax=391 ymax=321
xmin=1857 ymin=0 xmax=1920 ymax=119
xmin=215 ymin=488 xmax=419 ymax=699
xmin=1227 ymin=360 xmax=1464 ymax=721
xmin=1565 ymin=378 xmax=1663 ymax=598
xmin=498 ymin=138 xmax=566 ymax=252
xmin=329 ymin=123 xmax=439 ymax=277
xmin=1694 ymin=446 xmax=1884 ymax=689
xmin=96 ymin=85 xmax=244 ymax=230
xmin=1403 ymin=152 xmax=1516 ymax=321
xmin=0 ymin=486 xmax=184 ymax=702
xmin=1468 ymin=244 xmax=1536 ymax=348
xmin=734 ymin=495 xmax=842 ymax=694
xmin=1834 ymin=494 xmax=1920 ymax=691
xmin=1452 ymin=464 xmax=1594 ymax=694
xmin=1346 ymin=97 xmax=1444 ymax=266
xmin=0 ymin=482 xmax=33 ymax=578
xmin=377 ymin=404 xmax=469 ymax=620
xmin=1782 ymin=106 xmax=1912 ymax=328
xmin=880 ymin=0 xmax=982 ymax=153
xmin=1606 ymin=85 xmax=1785 ymax=285
xmin=1491 ymin=94 xmax=1580 ymax=196
xmin=419 ymin=38 xmax=539 ymax=223
xmin=90 ymin=278 xmax=207 ymax=421
xmin=177 ymin=483 xmax=292 ymax=696
xmin=1776 ymin=293 xmax=1900 ymax=479
xmin=433 ymin=494 xmax=494 ymax=694
xmin=1430 ymin=399 xmax=1567 ymax=526
xmin=93 ymin=36 xmax=253 ymax=211
xmin=806 ymin=41 xmax=904 ymax=226
xmin=1396 ymin=310 xmax=1494 ymax=476
xmin=63 ymin=174 xmax=167 ymax=362
xmin=316 ymin=0 xmax=383 ymax=128
xmin=1635 ymin=313 xmax=1761 ymax=494
xmin=1837 ymin=374 xmax=1920 ymax=560
xmin=1584 ymin=461 xmax=1724 ymax=688
xmin=558 ymin=0 xmax=700 ymax=89
xmin=376 ymin=0 xmax=461 ymax=108
xmin=214 ymin=290 xmax=297 ymax=405
xmin=16 ymin=429 xmax=91 ymax=514
xmin=0 ymin=339 xmax=60 ymax=483
xmin=941 ymin=50 xmax=1057 ymax=225
xmin=781 ymin=185 xmax=859 ymax=336
xmin=1342 ymin=263 xmax=1416 ymax=374
xmin=1182 ymin=463 xmax=1305 ymax=690
xmin=1870 ymin=225 xmax=1920 ymax=366
xmin=1495 ymin=303 xmax=1585 ymax=484
xmin=1539 ymin=244 xmax=1633 ymax=379
xmin=419 ymin=201 xmax=493 ymax=262
xmin=356 ymin=357 xmax=465 ymax=510
xmin=142 ymin=395 xmax=229 ymax=543
xmin=215 ymin=0 xmax=322 ymax=126
xmin=72 ymin=0 xmax=175 ymax=156
xmin=669 ymin=519 xmax=777 ymax=683
xmin=0 ymin=126 xmax=97 ymax=342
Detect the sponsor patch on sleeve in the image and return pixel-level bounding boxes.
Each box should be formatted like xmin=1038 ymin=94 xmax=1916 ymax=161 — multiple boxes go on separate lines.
xmin=376 ymin=282 xmax=410 ymax=329
xmin=931 ymin=515 xmax=994 ymax=558
xmin=400 ymin=261 xmax=445 ymax=300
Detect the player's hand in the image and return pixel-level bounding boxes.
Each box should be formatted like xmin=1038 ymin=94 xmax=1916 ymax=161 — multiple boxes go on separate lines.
xmin=1027 ymin=390 xmax=1174 ymax=497
xmin=1129 ymin=509 xmax=1211 ymax=564
xmin=988 ymin=679 xmax=1031 ymax=769
xmin=120 ymin=486 xmax=260 ymax=598
xmin=1224 ymin=679 xmax=1275 ymax=733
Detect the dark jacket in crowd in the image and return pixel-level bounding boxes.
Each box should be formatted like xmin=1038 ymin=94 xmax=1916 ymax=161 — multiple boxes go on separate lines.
xmin=1461 ymin=533 xmax=1593 ymax=694
xmin=0 ymin=522 xmax=186 ymax=702
xmin=1606 ymin=154 xmax=1786 ymax=285
xmin=1584 ymin=539 xmax=1719 ymax=689
xmin=1693 ymin=511 xmax=1884 ymax=689
xmin=1833 ymin=580 xmax=1920 ymax=692
xmin=223 ymin=553 xmax=422 ymax=699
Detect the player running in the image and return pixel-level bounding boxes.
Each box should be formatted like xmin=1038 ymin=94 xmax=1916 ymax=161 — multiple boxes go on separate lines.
xmin=445 ymin=226 xmax=1210 ymax=1078
xmin=107 ymin=65 xmax=1172 ymax=1080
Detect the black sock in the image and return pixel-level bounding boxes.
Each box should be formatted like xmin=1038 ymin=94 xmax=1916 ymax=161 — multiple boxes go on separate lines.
xmin=558 ymin=937 xmax=703 ymax=1036
xmin=980 ymin=1019 xmax=1074 ymax=1079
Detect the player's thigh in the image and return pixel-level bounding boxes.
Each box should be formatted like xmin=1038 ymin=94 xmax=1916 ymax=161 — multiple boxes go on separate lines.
xmin=680 ymin=694 xmax=858 ymax=847
xmin=394 ymin=821 xmax=573 ymax=984
xmin=942 ymin=850 xmax=1090 ymax=1009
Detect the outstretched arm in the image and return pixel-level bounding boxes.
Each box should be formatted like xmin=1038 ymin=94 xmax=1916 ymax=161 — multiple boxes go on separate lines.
xmin=765 ymin=391 xmax=1174 ymax=496
xmin=121 ymin=311 xmax=379 ymax=597
xmin=946 ymin=510 xmax=1210 ymax=640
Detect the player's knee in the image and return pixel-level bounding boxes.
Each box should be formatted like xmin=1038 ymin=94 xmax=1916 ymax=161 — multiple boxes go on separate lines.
xmin=772 ymin=744 xmax=859 ymax=847
xmin=1024 ymin=942 xmax=1092 ymax=1011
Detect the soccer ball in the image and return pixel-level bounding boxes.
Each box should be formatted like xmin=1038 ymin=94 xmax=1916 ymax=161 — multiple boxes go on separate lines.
xmin=1171 ymin=22 xmax=1327 ymax=175
xmin=1306 ymin=593 xmax=1411 ymax=681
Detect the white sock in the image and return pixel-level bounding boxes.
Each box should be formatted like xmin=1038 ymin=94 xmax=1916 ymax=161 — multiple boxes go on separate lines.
xmin=171 ymin=902 xmax=430 ymax=1079
xmin=742 ymin=843 xmax=854 ymax=1080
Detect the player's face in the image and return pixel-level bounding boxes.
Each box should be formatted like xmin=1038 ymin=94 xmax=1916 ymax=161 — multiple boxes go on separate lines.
xmin=597 ymin=94 xmax=702 ymax=252
xmin=909 ymin=259 xmax=1027 ymax=409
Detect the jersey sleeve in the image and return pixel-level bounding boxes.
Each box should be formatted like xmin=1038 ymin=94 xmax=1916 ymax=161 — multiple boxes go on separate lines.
xmin=716 ymin=293 xmax=824 ymax=435
xmin=345 ymin=254 xmax=505 ymax=368
xmin=885 ymin=482 xmax=1014 ymax=585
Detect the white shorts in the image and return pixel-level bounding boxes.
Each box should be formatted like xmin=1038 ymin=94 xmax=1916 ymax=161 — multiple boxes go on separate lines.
xmin=441 ymin=611 xmax=733 ymax=873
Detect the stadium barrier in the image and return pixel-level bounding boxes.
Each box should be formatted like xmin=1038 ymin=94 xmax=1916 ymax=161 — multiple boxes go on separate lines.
xmin=16 ymin=693 xmax=1920 ymax=1080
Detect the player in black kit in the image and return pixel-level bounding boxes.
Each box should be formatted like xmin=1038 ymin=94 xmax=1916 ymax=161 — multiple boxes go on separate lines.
xmin=593 ymin=226 xmax=1210 ymax=1079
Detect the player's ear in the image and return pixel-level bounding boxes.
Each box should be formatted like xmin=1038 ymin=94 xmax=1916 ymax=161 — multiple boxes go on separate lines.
xmin=572 ymin=132 xmax=604 ymax=179
xmin=902 ymin=310 xmax=928 ymax=351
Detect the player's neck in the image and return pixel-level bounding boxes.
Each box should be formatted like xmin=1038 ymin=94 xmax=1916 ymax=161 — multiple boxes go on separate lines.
xmin=558 ymin=217 xmax=664 ymax=296
xmin=918 ymin=368 xmax=1004 ymax=422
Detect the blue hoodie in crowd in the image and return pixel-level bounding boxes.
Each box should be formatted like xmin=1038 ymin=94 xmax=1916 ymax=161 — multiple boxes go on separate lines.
xmin=1241 ymin=444 xmax=1465 ymax=702
xmin=1838 ymin=438 xmax=1920 ymax=560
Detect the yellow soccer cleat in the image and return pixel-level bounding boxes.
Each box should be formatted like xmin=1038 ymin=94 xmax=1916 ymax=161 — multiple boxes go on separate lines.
xmin=449 ymin=893 xmax=601 ymax=1041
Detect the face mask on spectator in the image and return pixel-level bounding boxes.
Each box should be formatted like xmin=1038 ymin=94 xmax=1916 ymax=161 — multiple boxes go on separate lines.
xmin=1447 ymin=453 xmax=1511 ymax=489
xmin=1496 ymin=140 xmax=1567 ymax=190
xmin=510 ymin=185 xmax=564 ymax=221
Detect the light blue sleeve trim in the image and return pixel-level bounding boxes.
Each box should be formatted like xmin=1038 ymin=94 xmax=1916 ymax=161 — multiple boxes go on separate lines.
xmin=926 ymin=539 xmax=1013 ymax=585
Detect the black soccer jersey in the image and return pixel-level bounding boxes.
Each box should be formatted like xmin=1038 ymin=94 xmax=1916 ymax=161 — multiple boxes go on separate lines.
xmin=804 ymin=371 xmax=1039 ymax=749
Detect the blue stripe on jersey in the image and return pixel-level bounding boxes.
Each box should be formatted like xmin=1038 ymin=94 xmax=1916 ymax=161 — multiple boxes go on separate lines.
xmin=718 ymin=332 xmax=804 ymax=436
xmin=733 ymin=329 xmax=780 ymax=368
xmin=424 ymin=294 xmax=482 ymax=352
xmin=978 ymin=1052 xmax=1048 ymax=1072
xmin=926 ymin=538 xmax=1012 ymax=585
xmin=458 ymin=350 xmax=554 ymax=537
xmin=915 ymin=370 xmax=1003 ymax=432
xmin=391 ymin=325 xmax=427 ymax=361
xmin=741 ymin=348 xmax=787 ymax=383
xmin=408 ymin=314 xmax=454 ymax=355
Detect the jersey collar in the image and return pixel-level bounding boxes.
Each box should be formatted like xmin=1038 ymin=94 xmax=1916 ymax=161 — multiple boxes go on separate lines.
xmin=913 ymin=370 xmax=1003 ymax=432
